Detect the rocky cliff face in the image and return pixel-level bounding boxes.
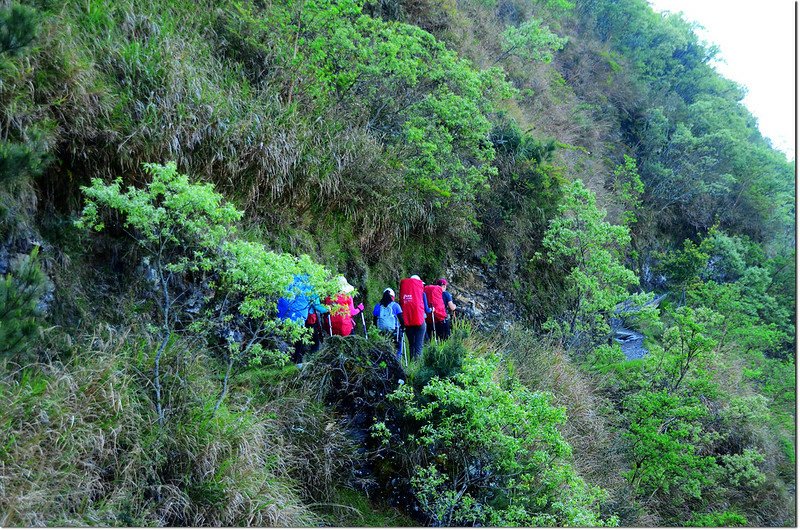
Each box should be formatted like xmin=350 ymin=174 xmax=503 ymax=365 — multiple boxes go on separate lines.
xmin=445 ymin=261 xmax=518 ymax=332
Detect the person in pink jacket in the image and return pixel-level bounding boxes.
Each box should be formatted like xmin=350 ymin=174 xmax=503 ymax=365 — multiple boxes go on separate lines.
xmin=323 ymin=277 xmax=364 ymax=336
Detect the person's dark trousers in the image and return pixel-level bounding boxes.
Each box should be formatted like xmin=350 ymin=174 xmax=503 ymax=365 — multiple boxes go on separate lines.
xmin=435 ymin=318 xmax=451 ymax=341
xmin=425 ymin=319 xmax=451 ymax=342
xmin=307 ymin=321 xmax=323 ymax=353
xmin=294 ymin=321 xmax=325 ymax=363
xmin=405 ymin=323 xmax=427 ymax=359
xmin=291 ymin=340 xmax=305 ymax=364
xmin=424 ymin=321 xmax=437 ymax=343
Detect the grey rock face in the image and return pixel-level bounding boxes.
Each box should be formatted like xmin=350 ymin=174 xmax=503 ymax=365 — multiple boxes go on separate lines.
xmin=444 ymin=262 xmax=517 ymax=332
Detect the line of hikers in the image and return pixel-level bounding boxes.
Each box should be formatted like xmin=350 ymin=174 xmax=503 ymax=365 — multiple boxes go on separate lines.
xmin=276 ymin=274 xmax=457 ymax=364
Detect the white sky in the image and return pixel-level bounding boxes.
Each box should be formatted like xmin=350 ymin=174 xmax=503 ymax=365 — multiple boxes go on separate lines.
xmin=647 ymin=0 xmax=795 ymax=161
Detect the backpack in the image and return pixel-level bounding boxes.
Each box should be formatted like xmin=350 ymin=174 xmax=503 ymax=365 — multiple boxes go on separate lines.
xmin=399 ymin=277 xmax=425 ymax=327
xmin=424 ymin=284 xmax=447 ymax=323
xmin=306 ymin=308 xmax=318 ymax=326
xmin=376 ymin=303 xmax=398 ymax=331
xmin=277 ymin=275 xmax=313 ymax=323
xmin=326 ymin=293 xmax=356 ymax=336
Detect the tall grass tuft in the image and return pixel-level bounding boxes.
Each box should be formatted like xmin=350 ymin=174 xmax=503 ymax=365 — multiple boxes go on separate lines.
xmin=0 ymin=325 xmax=328 ymax=526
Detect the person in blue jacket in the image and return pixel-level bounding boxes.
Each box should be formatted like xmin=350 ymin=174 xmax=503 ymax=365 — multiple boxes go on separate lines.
xmin=277 ymin=275 xmax=329 ymax=364
xmin=372 ymin=288 xmax=404 ymax=358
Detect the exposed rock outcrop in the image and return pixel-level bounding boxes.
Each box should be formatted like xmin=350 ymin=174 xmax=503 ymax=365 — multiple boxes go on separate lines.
xmin=444 ymin=261 xmax=519 ymax=333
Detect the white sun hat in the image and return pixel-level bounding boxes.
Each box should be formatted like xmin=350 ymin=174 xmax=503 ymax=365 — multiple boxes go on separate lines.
xmin=338 ymin=276 xmax=355 ymax=294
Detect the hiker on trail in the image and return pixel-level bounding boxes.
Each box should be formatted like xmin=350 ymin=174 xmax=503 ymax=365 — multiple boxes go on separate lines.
xmin=398 ymin=275 xmax=431 ymax=359
xmin=428 ymin=278 xmax=456 ymax=341
xmin=324 ymin=276 xmax=364 ymax=337
xmin=277 ymin=275 xmax=329 ymax=363
xmin=424 ymin=279 xmax=448 ymax=342
xmin=373 ymin=287 xmax=404 ymax=357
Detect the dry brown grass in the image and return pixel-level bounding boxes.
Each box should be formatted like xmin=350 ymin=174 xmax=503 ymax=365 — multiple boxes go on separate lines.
xmin=7 ymin=0 xmax=452 ymax=265
xmin=0 ymin=324 xmax=345 ymax=526
xmin=434 ymin=0 xmax=624 ymax=211
xmin=0 ymin=326 xmax=155 ymax=526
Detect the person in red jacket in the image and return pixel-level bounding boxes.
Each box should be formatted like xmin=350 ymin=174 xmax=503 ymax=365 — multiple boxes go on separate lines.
xmin=431 ymin=278 xmax=457 ymax=340
xmin=324 ymin=276 xmax=364 ymax=337
xmin=398 ymin=275 xmax=431 ymax=358
xmin=424 ymin=280 xmax=447 ymax=342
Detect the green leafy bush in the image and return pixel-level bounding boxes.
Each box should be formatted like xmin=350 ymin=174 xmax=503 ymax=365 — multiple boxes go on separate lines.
xmin=391 ymin=347 xmax=615 ymax=526
xmin=77 ymin=162 xmax=338 ymax=357
xmin=611 ymin=155 xmax=644 ymax=228
xmin=0 ymin=3 xmax=38 ymax=57
xmin=685 ymin=510 xmax=748 ymax=527
xmin=409 ymin=327 xmax=467 ymax=392
xmin=77 ymin=161 xmax=242 ymax=273
xmin=0 ymin=139 xmax=48 ymax=191
xmin=226 ymin=0 xmax=513 ymax=230
xmin=77 ymin=163 xmax=340 ymax=421
xmin=718 ymin=449 xmax=766 ymax=490
xmin=623 ymin=390 xmax=717 ymax=500
xmin=499 ymin=18 xmax=568 ymax=63
xmin=649 ymin=306 xmax=722 ymax=393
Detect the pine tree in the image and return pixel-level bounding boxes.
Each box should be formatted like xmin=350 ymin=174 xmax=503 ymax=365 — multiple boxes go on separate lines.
xmin=0 ymin=247 xmax=45 ymax=358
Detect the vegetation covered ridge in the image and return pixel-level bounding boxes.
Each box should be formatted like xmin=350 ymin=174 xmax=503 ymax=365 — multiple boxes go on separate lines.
xmin=0 ymin=0 xmax=795 ymax=527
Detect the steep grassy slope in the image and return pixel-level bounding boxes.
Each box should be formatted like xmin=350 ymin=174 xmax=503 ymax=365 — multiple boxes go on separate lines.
xmin=0 ymin=0 xmax=795 ymax=526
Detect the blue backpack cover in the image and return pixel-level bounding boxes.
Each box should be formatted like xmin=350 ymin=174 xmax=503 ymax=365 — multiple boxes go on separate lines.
xmin=277 ymin=275 xmax=312 ymax=323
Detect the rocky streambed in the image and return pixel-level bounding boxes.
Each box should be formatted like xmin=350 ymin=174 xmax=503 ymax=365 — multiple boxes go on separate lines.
xmin=611 ymin=293 xmax=668 ymax=360
xmin=611 ymin=319 xmax=648 ymax=360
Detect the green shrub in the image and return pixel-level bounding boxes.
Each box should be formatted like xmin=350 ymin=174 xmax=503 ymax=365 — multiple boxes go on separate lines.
xmin=77 ymin=162 xmax=341 ymax=421
xmin=305 ymin=333 xmax=405 ymax=413
xmin=0 ymin=139 xmax=48 ymax=190
xmin=409 ymin=327 xmax=468 ymax=391
xmin=499 ymin=18 xmax=567 ymax=63
xmin=685 ymin=510 xmax=748 ymax=527
xmin=77 ymin=162 xmax=339 ymax=356
xmin=0 ymin=3 xmax=38 ymax=57
xmin=319 ymin=488 xmax=415 ymax=527
xmin=585 ymin=343 xmax=627 ymax=373
xmin=223 ymin=0 xmax=513 ymax=243
xmin=718 ymin=449 xmax=766 ymax=490
xmin=623 ymin=390 xmax=718 ymax=501
xmin=611 ymin=155 xmax=644 ymax=228
xmin=647 ymin=306 xmax=722 ymax=394
xmin=391 ymin=349 xmax=616 ymax=526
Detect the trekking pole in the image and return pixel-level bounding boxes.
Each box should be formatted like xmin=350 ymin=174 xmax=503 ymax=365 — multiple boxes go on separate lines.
xmin=397 ymin=327 xmax=404 ymax=363
xmin=360 ymin=310 xmax=367 ymax=338
xmin=431 ymin=311 xmax=438 ymax=344
xmin=328 ymin=313 xmax=333 ymax=337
